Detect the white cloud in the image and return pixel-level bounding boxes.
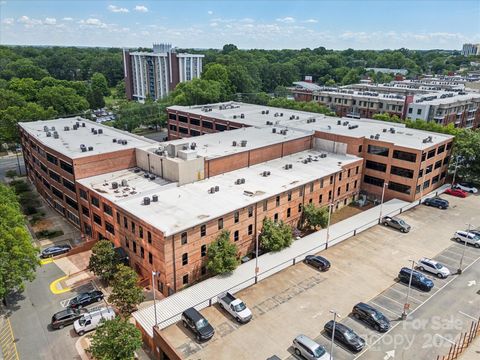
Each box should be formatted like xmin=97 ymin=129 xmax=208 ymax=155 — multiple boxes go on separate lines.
xmin=44 ymin=17 xmax=56 ymax=25
xmin=108 ymin=5 xmax=129 ymax=13
xmin=207 ymin=10 xmax=213 ymax=15
xmin=78 ymin=18 xmax=107 ymax=28
xmin=276 ymin=16 xmax=295 ymax=23
xmin=304 ymin=19 xmax=318 ymax=23
xmin=17 ymin=15 xmax=42 ymax=27
xmin=210 ymin=22 xmax=218 ymax=27
xmin=2 ymin=17 xmax=14 ymax=25
xmin=134 ymin=5 xmax=148 ymax=12
xmin=63 ymin=17 xmax=73 ymax=21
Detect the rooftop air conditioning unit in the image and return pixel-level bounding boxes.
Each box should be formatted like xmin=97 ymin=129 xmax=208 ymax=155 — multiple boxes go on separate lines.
xmin=112 ymin=182 xmax=118 ymax=189
xmin=43 ymin=126 xmax=49 ymax=132
xmin=296 ymin=116 xmax=299 ymax=120
xmin=374 ymin=134 xmax=380 ymax=140
xmin=337 ymin=120 xmax=342 ymax=125
xmin=82 ymin=122 xmax=85 ymax=127
xmin=88 ymin=146 xmax=94 ymax=151
xmin=51 ymin=126 xmax=55 ymax=131
xmin=280 ymin=113 xmax=283 ymax=117
xmin=209 ymin=187 xmax=215 ymax=194
xmin=91 ymin=128 xmax=95 ymax=133
xmin=266 ymin=110 xmax=269 ymax=114
xmin=183 ymin=145 xmax=188 ymax=150
xmin=240 ymin=114 xmax=245 ymax=119
xmin=232 ymin=141 xmax=237 ymax=147
xmin=241 ymin=178 xmax=245 ymax=184
xmin=46 ymin=132 xmax=52 ymax=137
xmin=190 ymin=142 xmax=196 ymax=150
xmin=240 ymin=140 xmax=247 ymax=147
xmin=93 ymin=130 xmax=98 ymax=135
xmin=215 ymin=186 xmax=220 ymax=192
xmin=64 ymin=126 xmax=70 ymax=131
xmin=98 ymin=129 xmax=103 ymax=134
xmin=121 ymin=179 xmax=128 ymax=187
xmin=233 ymin=115 xmax=237 ymax=119
xmin=262 ymin=110 xmax=266 ymax=115
xmin=144 ymin=173 xmax=150 ymax=178
xmin=143 ymin=197 xmax=151 ymax=205
xmin=113 ymin=138 xmax=117 ymax=143
xmin=53 ymin=132 xmax=59 ymax=139
xmin=370 ymin=135 xmax=375 ymax=139
xmin=272 ymin=128 xmax=276 ymax=133
xmin=152 ymin=194 xmax=158 ymax=202
xmin=150 ymin=175 xmax=156 ymax=180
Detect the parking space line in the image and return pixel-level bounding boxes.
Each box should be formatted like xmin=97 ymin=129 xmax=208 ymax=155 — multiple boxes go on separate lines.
xmin=369 ymin=301 xmax=399 ymax=317
xmin=444 ymin=248 xmax=476 ymax=260
xmin=386 ymin=287 xmax=422 ymax=304
xmin=436 ymin=253 xmax=460 ymax=265
xmin=378 ymin=293 xmax=407 ymax=307
xmin=458 ymin=311 xmax=478 ymax=321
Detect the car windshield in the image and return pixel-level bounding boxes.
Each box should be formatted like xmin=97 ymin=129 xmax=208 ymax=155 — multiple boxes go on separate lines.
xmin=371 ymin=310 xmax=384 ymax=322
xmin=435 ymin=263 xmax=443 ymax=269
xmin=234 ymin=302 xmax=246 ymax=312
xmin=196 ymin=319 xmax=209 ymax=329
xmin=313 ymin=345 xmax=326 ymax=357
xmin=398 ymin=220 xmax=406 ymax=225
xmin=344 ymin=330 xmax=356 ymax=341
xmin=78 ymin=317 xmax=86 ymax=326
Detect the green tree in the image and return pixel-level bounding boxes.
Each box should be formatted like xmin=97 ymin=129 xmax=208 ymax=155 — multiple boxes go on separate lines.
xmin=8 ymin=78 xmax=38 ymax=101
xmin=91 ymin=72 xmax=110 ymax=96
xmin=372 ymin=113 xmax=402 ymax=123
xmin=206 ymin=230 xmax=239 ymax=275
xmin=36 ymin=85 xmax=89 ymax=116
xmin=0 ymin=184 xmax=39 ymax=302
xmin=273 ymin=85 xmax=290 ymax=98
xmin=108 ymin=264 xmax=144 ymax=317
xmin=222 ymin=44 xmax=238 ymax=54
xmin=88 ymin=240 xmax=117 ymax=284
xmin=169 ymin=78 xmax=225 ymax=105
xmin=0 ymin=58 xmax=49 ymax=80
xmin=88 ymin=318 xmax=142 ymax=360
xmin=259 ymin=218 xmax=293 ymax=252
xmin=302 ymin=204 xmax=329 ymax=230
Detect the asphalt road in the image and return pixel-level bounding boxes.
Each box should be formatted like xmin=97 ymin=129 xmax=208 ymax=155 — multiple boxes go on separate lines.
xmin=0 ymin=155 xmax=25 ymax=180
xmin=6 ymin=262 xmax=96 ymax=360
xmin=356 ymin=250 xmax=480 ymax=360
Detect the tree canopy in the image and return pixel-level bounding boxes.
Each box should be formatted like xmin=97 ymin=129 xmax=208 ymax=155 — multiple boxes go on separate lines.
xmin=108 ymin=264 xmax=144 ymax=317
xmin=260 ymin=218 xmax=293 ymax=252
xmin=303 ymin=204 xmax=329 ymax=230
xmin=206 ymin=230 xmax=239 ymax=275
xmin=88 ymin=240 xmax=117 ymax=284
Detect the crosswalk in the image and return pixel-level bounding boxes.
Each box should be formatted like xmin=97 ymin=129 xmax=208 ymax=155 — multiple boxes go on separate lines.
xmin=0 ymin=316 xmax=19 ymax=360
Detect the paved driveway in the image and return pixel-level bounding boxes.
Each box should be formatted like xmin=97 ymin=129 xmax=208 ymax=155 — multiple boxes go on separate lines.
xmin=160 ymin=194 xmax=480 ymax=360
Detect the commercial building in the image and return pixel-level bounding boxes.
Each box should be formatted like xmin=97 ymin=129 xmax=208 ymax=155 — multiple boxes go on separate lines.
xmin=166 ymin=102 xmax=454 ymax=203
xmin=123 ymin=43 xmax=204 ymax=102
xmin=462 ymin=43 xmax=480 ymax=56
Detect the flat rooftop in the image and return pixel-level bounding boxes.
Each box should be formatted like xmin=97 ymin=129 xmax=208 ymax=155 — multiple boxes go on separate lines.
xmin=413 ymin=92 xmax=480 ymax=106
xmin=156 ymin=126 xmax=312 ymax=159
xmin=79 ymin=149 xmax=360 ymax=236
xmin=169 ymin=102 xmax=453 ymax=150
xmin=19 ymin=117 xmax=156 ymax=159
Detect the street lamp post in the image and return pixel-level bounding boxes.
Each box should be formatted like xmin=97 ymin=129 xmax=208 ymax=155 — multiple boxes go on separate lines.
xmin=451 ymin=156 xmax=460 ymax=187
xmin=15 ymin=144 xmax=22 ymax=176
xmin=329 ymin=310 xmax=340 ymax=360
xmin=152 ymin=271 xmax=160 ymax=328
xmin=402 ymin=259 xmax=416 ymax=320
xmin=255 ymin=231 xmax=260 ymax=284
xmin=378 ymin=182 xmax=388 ymax=224
xmin=458 ymin=223 xmax=471 ymax=274
xmin=325 ymin=202 xmax=334 ymax=249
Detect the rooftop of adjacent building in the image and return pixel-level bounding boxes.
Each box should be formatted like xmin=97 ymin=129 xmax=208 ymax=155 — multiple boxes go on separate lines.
xmin=19 ymin=117 xmax=156 ymax=159
xmin=78 ymin=149 xmax=360 ymax=236
xmin=412 ymin=91 xmax=480 ymax=106
xmin=168 ymin=102 xmax=453 ymax=150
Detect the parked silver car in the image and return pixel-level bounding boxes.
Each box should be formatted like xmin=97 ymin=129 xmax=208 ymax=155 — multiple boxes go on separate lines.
xmin=292 ymin=335 xmax=330 ymax=360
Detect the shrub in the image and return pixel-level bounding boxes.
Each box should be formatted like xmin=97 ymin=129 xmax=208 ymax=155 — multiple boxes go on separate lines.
xmin=260 ymin=218 xmax=293 ymax=252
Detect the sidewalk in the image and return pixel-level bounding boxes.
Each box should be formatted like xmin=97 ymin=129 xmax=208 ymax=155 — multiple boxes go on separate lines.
xmin=461 ymin=336 xmax=480 ymax=359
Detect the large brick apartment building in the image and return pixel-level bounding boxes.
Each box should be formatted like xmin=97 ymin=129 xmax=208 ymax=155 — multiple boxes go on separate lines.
xmin=19 ymin=102 xmax=452 ymax=296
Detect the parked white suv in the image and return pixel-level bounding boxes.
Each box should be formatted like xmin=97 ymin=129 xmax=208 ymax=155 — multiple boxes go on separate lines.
xmin=453 ymin=183 xmax=478 ymax=194
xmin=454 ymin=231 xmax=480 ymax=248
xmin=417 ymin=258 xmax=451 ymax=278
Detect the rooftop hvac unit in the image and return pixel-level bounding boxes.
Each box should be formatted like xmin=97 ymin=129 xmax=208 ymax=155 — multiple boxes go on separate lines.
xmin=214 ymin=185 xmax=220 ymax=192
xmin=235 ymin=179 xmax=242 ymax=185
xmin=337 ymin=120 xmax=342 ymax=125
xmin=53 ymin=132 xmax=59 ymax=139
xmin=240 ymin=113 xmax=245 ymax=119
xmin=144 ymin=173 xmax=150 ymax=178
xmin=98 ymin=129 xmax=103 ymax=134
xmin=80 ymin=144 xmax=86 ymax=149
xmin=261 ymin=110 xmax=265 ymax=115
xmin=290 ymin=115 xmax=295 ymax=120
xmin=112 ymin=182 xmax=118 ymax=189
xmin=383 ymin=128 xmax=387 ymax=132
xmin=266 ymin=110 xmax=269 ymax=114
xmin=183 ymin=145 xmax=188 ymax=150
xmin=134 ymin=168 xmax=141 ymax=173
xmin=91 ymin=128 xmax=95 ymax=133
xmin=320 ymin=153 xmax=327 ymax=158
xmin=370 ymin=135 xmax=375 ymax=139
xmin=82 ymin=122 xmax=85 ymax=127
xmin=296 ymin=116 xmax=299 ymax=120
xmin=240 ymin=140 xmax=247 ymax=147
xmin=266 ymin=121 xmax=273 ymax=125
xmin=343 ymin=121 xmax=349 ymax=126
xmin=46 ymin=132 xmax=52 ymax=137
xmin=232 ymin=141 xmax=237 ymax=147
xmin=272 ymin=128 xmax=276 ymax=133
xmin=93 ymin=130 xmax=98 ymax=135
xmin=150 ymin=175 xmax=156 ymax=180
xmin=121 ymin=179 xmax=128 ymax=187
xmin=76 ymin=122 xmax=80 ymax=127
xmin=64 ymin=126 xmax=70 ymax=131
xmin=88 ymin=146 xmax=94 ymax=151
xmin=43 ymin=126 xmax=49 ymax=132
xmin=143 ymin=197 xmax=151 ymax=205
xmin=302 ymin=159 xmax=309 ymax=164
xmin=209 ymin=187 xmax=215 ymax=194
xmin=190 ymin=142 xmax=196 ymax=150
xmin=374 ymin=134 xmax=380 ymax=140
xmin=152 ymin=194 xmax=158 ymax=202
xmin=241 ymin=178 xmax=245 ymax=184
xmin=72 ymin=125 xmax=78 ymax=130
xmin=274 ymin=113 xmax=278 ymax=117
xmin=113 ymin=138 xmax=117 ymax=143
xmin=51 ymin=126 xmax=55 ymax=131
xmin=233 ymin=115 xmax=237 ymax=119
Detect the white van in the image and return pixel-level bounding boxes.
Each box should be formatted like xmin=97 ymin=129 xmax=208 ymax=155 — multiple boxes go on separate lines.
xmin=73 ymin=307 xmax=115 ymax=335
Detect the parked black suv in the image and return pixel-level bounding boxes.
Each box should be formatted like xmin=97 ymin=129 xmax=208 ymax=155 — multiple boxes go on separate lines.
xmin=68 ymin=290 xmax=104 ymax=309
xmin=423 ymin=197 xmax=449 ymax=209
xmin=51 ymin=308 xmax=88 ymax=329
xmin=181 ymin=307 xmax=215 ymax=341
xmin=398 ymin=267 xmax=434 ymax=292
xmin=304 ymin=255 xmax=331 ymax=271
xmin=324 ymin=321 xmax=365 ymax=352
xmin=352 ymin=302 xmax=390 ymax=332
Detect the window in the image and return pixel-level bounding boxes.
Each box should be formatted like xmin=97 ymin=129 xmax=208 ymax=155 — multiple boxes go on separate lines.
xmin=367 ymin=145 xmax=389 ymax=157
xmin=149 ymin=252 xmax=153 ymax=264
xmin=182 ymin=274 xmax=189 ymax=285
xmin=393 ymin=150 xmax=417 ymax=163
xmin=200 ymin=225 xmax=206 ymax=237
xmin=82 ymin=206 xmax=89 ymax=217
xmin=91 ymin=196 xmax=99 ymax=208
xmin=356 ymin=166 xmax=359 ymax=175
xmin=234 ymin=230 xmax=239 ymax=242
xmin=168 ymin=112 xmax=177 ymax=120
xmin=202 ymin=120 xmax=213 ymax=129
xmin=49 ymin=170 xmax=61 ymax=183
xmin=131 ymin=221 xmax=136 ymax=233
xmin=178 ymin=127 xmax=188 ymax=135
xmin=319 ymin=194 xmax=323 ymax=203
xmin=417 ymin=109 xmax=422 ymax=115
xmin=287 ymin=191 xmax=292 ymax=201
xmin=390 ymin=166 xmax=414 ymax=179
xmin=263 ymin=200 xmax=267 ymax=211
xmin=440 ymin=171 xmax=446 ymax=179
xmin=309 ymin=198 xmax=313 ymax=204
xmin=310 ymin=182 xmax=314 ymax=193
xmin=248 ymin=224 xmax=253 ymax=235
xmin=338 ymin=172 xmax=342 ymax=181
xmin=182 ymin=253 xmax=188 ymax=266
xmin=60 ymin=160 xmax=73 ymax=174
xmin=446 ymin=142 xmax=452 ymax=150
xmin=347 ymin=169 xmax=351 ymax=177
xmin=178 ymin=115 xmax=188 ymax=123
xmin=437 ymin=145 xmax=445 ymax=155
xmin=46 ymin=153 xmax=58 ymax=165
xmin=40 ymin=163 xmax=47 ymax=173
xmin=276 ymin=195 xmax=280 ymax=206
xmin=93 ymin=213 xmax=102 ymax=226
xmin=52 ymin=186 xmax=63 ymax=200
xmin=139 ymin=226 xmax=143 ymax=239
xmin=432 ymin=175 xmax=440 ymax=184
xmin=287 ymin=208 xmax=291 ymax=217
xmin=274 ymin=213 xmax=279 ymax=222
xmin=358 ymin=145 xmax=363 ymax=153
xmin=103 ymin=203 xmax=113 ymax=216
xmin=201 ymin=245 xmax=207 ymax=257
xmin=434 ymin=160 xmax=442 ymax=169
xmin=365 ymin=160 xmax=387 ymax=172
xmin=218 ymin=218 xmax=223 ymax=230
xmin=354 ymin=180 xmax=358 ymax=188
xmin=421 ymin=153 xmax=426 ymax=162
xmin=298 ymin=203 xmax=302 ymax=213
xmin=190 ymin=118 xmax=200 ymax=126
xmin=80 ymin=189 xmax=88 ymax=200
xmin=416 ymin=185 xmax=421 ymax=194
xmin=299 ymin=187 xmax=304 ymax=197
xmin=133 ymin=241 xmax=137 ymax=253
xmin=116 ymin=212 xmax=120 ymax=225
xmin=388 ymin=182 xmax=411 ymax=194
xmin=147 ymin=231 xmax=152 ymax=244
xmin=427 ymin=149 xmax=436 ymax=159
xmin=248 ymin=206 xmax=253 ymax=217
xmin=105 ymin=221 xmax=115 ymax=234
xmin=408 ymin=107 xmax=413 ymax=114
xmin=320 ymin=179 xmax=324 ymax=188
xmin=169 ymin=124 xmax=177 ymax=132
xmin=123 ymin=216 xmax=128 ymax=229
xmin=426 ymin=164 xmax=433 ymax=174
xmin=330 ymin=176 xmax=333 ymax=185
xmin=337 ymin=187 xmax=341 ymax=196
xmin=443 ymin=156 xmax=450 ymax=166
xmin=216 ymin=123 xmax=227 ymax=131
xmin=125 ymin=239 xmax=130 ymax=249
xmin=201 ymin=266 xmax=207 ymax=276
xmin=234 ymin=211 xmax=239 ymax=223
xmin=62 ymin=178 xmax=76 ymax=192
xmin=423 ymin=180 xmax=430 ymax=189
xmin=328 ymin=190 xmax=332 ymax=201
xmin=65 ymin=196 xmax=78 ymax=209
xmin=181 ymin=232 xmax=188 ymax=244
xmin=363 ymin=175 xmax=385 ymax=187
xmin=346 ymin=183 xmax=349 ymax=192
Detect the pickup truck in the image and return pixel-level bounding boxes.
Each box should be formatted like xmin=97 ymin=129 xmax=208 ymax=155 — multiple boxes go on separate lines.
xmin=217 ymin=292 xmax=252 ymax=323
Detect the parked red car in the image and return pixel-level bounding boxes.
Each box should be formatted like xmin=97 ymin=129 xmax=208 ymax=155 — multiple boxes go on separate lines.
xmin=444 ymin=188 xmax=467 ymax=198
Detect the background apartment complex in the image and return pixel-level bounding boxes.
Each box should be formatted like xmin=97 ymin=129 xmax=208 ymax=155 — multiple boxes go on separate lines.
xmin=123 ymin=43 xmax=204 ymax=102
xmin=462 ymin=43 xmax=480 ymax=56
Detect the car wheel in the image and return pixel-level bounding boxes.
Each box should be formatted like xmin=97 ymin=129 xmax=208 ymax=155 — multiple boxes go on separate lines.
xmin=59 ymin=324 xmax=64 ymax=329
xmin=419 ymin=266 xmax=424 ymax=271
xmin=383 ymin=222 xmax=388 ymax=226
xmin=182 ymin=321 xmax=188 ymax=328
xmin=401 ymin=228 xmax=406 ymax=233
xmin=236 ymin=317 xmax=241 ymax=323
xmin=375 ymin=324 xmax=381 ymax=332
xmin=219 ymin=303 xmax=224 ymax=309
xmin=305 ymin=259 xmax=309 ymax=265
xmin=294 ymin=348 xmax=301 ymax=356
xmin=437 ymin=273 xmax=444 ymax=278
xmin=475 ymin=243 xmax=480 ymax=248
xmin=196 ymin=334 xmax=201 ymax=341
xmin=78 ymin=331 xmax=85 ymax=336
xmin=455 ymin=238 xmax=462 ymax=243
xmin=354 ymin=313 xmax=360 ymax=320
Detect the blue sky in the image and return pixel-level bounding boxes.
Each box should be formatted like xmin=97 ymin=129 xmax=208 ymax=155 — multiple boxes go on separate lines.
xmin=1 ymin=0 xmax=479 ymax=49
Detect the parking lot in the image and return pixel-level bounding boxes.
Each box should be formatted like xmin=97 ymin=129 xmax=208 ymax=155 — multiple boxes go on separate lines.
xmin=161 ymin=193 xmax=480 ymax=360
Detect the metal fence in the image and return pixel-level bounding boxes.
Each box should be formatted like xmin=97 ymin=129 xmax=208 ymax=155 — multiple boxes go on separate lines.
xmin=155 ymin=188 xmax=447 ymax=330
xmin=436 ymin=317 xmax=480 ymax=360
